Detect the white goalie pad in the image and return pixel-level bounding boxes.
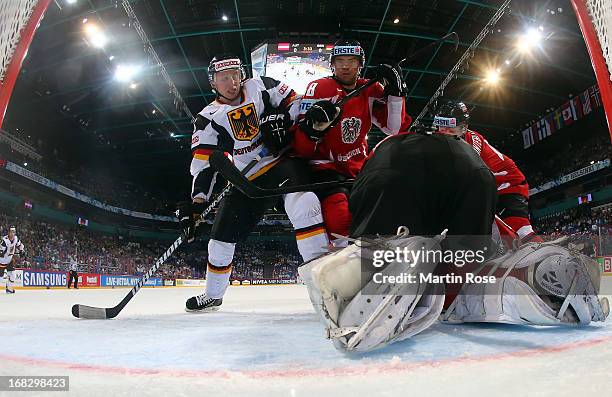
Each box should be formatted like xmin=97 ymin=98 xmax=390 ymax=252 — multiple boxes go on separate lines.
xmin=443 ymin=241 xmax=609 ymax=326
xmin=299 ymin=228 xmax=446 ymax=353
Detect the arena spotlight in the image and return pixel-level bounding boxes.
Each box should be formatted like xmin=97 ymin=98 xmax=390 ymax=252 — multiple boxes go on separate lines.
xmin=84 ymin=23 xmax=97 ymax=35
xmin=516 ymin=27 xmax=543 ymax=53
xmin=89 ymin=32 xmax=108 ymax=48
xmin=129 ymin=82 xmax=138 ymax=90
xmin=484 ymin=69 xmax=500 ymax=85
xmin=115 ymin=64 xmax=140 ymax=82
xmin=222 ymin=15 xmax=228 ymax=21
xmin=84 ymin=23 xmax=108 ymax=49
xmin=66 ymin=0 xmax=77 ymax=4
xmin=393 ymin=18 xmax=400 ymax=24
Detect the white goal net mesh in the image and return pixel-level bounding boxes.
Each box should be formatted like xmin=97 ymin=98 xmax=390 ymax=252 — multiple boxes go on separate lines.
xmin=587 ymin=0 xmax=612 ymax=82
xmin=0 ymin=0 xmax=40 ymax=83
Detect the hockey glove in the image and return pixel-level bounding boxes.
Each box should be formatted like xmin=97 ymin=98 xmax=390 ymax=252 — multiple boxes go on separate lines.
xmin=303 ymin=100 xmax=341 ymax=140
xmin=374 ymin=63 xmax=406 ymax=97
xmin=259 ymin=110 xmax=293 ymax=155
xmin=176 ymin=201 xmax=207 ymax=243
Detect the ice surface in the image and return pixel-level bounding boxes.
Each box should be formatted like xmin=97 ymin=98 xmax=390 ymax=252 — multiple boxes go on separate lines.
xmin=0 ymin=282 xmax=611 ymax=397
xmin=266 ymin=62 xmax=330 ymax=95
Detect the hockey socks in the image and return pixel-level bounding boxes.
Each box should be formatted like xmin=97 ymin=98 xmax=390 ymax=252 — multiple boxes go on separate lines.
xmin=205 ymin=262 xmax=232 ymax=299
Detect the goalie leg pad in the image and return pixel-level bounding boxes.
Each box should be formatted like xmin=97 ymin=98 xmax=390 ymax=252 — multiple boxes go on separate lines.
xmin=298 ymin=244 xmax=365 ymax=321
xmin=300 ymin=230 xmax=446 ymax=352
xmin=444 ymin=277 xmax=561 ymax=325
xmin=443 ymin=243 xmax=609 ymax=325
xmin=335 ymin=280 xmax=444 ymax=352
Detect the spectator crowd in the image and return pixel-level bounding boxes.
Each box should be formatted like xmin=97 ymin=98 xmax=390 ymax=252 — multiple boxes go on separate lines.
xmin=0 ymin=209 xmax=302 ymax=281
xmin=533 ymin=205 xmax=612 ymax=256
xmin=519 ymin=133 xmax=611 ymax=189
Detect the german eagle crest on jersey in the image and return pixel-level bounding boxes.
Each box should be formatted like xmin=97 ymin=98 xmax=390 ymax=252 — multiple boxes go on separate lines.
xmin=341 ymin=117 xmax=362 ymax=144
xmin=228 ymin=103 xmax=259 ymax=141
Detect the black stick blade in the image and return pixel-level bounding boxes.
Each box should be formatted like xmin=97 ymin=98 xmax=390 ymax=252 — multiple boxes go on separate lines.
xmin=72 ymin=304 xmax=111 ymax=319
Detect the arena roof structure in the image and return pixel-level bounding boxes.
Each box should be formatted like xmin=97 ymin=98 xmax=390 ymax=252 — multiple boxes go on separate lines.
xmin=1 ymin=0 xmax=602 ymax=197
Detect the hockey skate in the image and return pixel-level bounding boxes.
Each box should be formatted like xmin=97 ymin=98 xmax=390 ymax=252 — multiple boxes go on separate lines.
xmin=185 ymin=294 xmax=222 ymax=313
xmin=6 ymin=287 xmax=15 ymax=294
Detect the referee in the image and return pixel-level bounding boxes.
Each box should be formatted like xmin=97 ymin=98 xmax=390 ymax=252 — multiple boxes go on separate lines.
xmin=67 ymin=256 xmax=78 ymax=289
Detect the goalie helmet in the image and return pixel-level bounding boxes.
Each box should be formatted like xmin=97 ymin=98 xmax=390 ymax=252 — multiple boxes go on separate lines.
xmin=207 ymin=54 xmax=247 ymax=86
xmin=330 ymin=40 xmax=365 ymax=71
xmin=432 ymin=100 xmax=470 ymax=136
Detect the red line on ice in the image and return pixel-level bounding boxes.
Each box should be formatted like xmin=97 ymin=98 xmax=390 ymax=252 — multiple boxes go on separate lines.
xmin=1 ymin=335 xmax=611 ymax=379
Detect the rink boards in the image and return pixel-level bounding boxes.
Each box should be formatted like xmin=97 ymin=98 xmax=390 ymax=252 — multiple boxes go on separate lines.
xmin=1 ymin=268 xmax=297 ymax=289
xmin=4 ymin=257 xmax=612 ymax=290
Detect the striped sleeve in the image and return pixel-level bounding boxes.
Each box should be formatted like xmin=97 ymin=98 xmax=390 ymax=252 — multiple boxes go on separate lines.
xmin=190 ymin=114 xmax=233 ymax=201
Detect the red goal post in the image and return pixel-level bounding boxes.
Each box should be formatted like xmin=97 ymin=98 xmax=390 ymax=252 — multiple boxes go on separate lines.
xmin=571 ymin=0 xmax=612 ymax=141
xmin=0 ymin=0 xmax=52 ymax=129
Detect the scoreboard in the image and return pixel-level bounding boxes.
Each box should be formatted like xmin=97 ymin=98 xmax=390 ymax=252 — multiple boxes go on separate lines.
xmin=251 ymin=42 xmax=334 ymax=94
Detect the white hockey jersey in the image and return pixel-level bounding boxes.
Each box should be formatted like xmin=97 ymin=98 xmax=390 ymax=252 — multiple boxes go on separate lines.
xmin=0 ymin=235 xmax=24 ymax=265
xmin=190 ymin=75 xmax=298 ymax=200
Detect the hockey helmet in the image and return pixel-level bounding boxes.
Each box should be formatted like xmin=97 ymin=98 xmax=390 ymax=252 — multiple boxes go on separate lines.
xmin=432 ymin=100 xmax=470 ymax=135
xmin=207 ymin=54 xmax=247 ymax=86
xmin=330 ymin=40 xmax=365 ymax=71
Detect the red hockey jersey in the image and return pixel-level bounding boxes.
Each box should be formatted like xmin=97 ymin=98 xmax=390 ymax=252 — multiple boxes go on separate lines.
xmin=464 ymin=130 xmax=529 ymax=197
xmin=292 ymin=77 xmax=408 ymax=178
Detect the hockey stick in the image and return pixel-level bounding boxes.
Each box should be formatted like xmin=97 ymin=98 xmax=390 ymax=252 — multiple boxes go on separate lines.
xmin=209 ymin=150 xmax=354 ymax=198
xmin=71 ymin=154 xmax=263 ymax=319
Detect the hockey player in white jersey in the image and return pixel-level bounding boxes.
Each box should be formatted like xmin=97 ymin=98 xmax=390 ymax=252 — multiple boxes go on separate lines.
xmin=177 ymin=54 xmax=329 ymax=312
xmin=0 ymin=226 xmax=25 ymax=294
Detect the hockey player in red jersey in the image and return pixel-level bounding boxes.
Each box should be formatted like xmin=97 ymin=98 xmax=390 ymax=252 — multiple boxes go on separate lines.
xmin=292 ymin=40 xmax=409 ymax=245
xmin=432 ymin=101 xmax=542 ymax=243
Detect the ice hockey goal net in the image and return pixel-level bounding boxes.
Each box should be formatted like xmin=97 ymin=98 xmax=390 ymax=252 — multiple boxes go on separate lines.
xmin=572 ymin=0 xmax=612 ymax=140
xmin=0 ymin=0 xmax=52 ymax=128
